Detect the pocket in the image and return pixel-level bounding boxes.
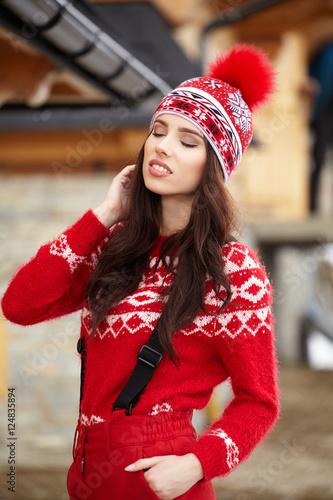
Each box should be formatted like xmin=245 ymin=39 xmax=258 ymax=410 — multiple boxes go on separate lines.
xmin=67 ymin=458 xmax=87 ymax=500
xmin=138 ymin=468 xmax=161 ymax=500
xmin=138 ymin=438 xmax=217 ymax=500
xmin=168 ymin=433 xmax=198 ymax=457
xmin=137 ymin=443 xmax=173 ymax=500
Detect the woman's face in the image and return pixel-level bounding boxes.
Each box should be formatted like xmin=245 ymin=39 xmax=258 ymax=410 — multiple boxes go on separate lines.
xmin=142 ymin=113 xmax=207 ymax=198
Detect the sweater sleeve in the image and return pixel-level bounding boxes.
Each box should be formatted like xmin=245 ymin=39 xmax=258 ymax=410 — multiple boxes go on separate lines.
xmin=1 ymin=210 xmax=112 ymax=326
xmin=190 ymin=242 xmax=280 ymax=482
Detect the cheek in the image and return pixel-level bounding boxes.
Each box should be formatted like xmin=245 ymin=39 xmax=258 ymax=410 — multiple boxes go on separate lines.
xmin=143 ymin=138 xmax=151 ymax=160
xmin=143 ymin=141 xmax=149 ymax=161
xmin=142 ymin=141 xmax=152 ymax=173
xmin=145 ymin=135 xmax=155 ymax=152
xmin=179 ymin=156 xmax=206 ymax=192
xmin=191 ymin=154 xmax=206 ymax=183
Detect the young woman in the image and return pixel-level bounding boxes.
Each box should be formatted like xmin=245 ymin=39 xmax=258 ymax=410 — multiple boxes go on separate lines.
xmin=1 ymin=44 xmax=280 ymax=500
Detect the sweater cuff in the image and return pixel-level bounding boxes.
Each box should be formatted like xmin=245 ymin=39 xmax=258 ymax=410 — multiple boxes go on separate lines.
xmin=190 ymin=433 xmax=240 ymax=482
xmin=64 ymin=209 xmax=111 ymax=256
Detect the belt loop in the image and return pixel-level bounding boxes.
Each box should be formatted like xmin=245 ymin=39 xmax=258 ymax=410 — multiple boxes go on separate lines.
xmin=73 ymin=424 xmax=86 ymax=460
xmin=72 ymin=424 xmax=80 ymax=460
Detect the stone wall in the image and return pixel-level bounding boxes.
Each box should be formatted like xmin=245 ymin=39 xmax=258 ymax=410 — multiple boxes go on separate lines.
xmin=0 ymin=173 xmax=118 ymax=468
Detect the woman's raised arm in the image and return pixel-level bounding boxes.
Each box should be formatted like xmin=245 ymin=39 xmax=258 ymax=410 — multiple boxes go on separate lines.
xmin=1 ymin=164 xmax=138 ymax=326
xmin=1 ymin=210 xmax=111 ymax=325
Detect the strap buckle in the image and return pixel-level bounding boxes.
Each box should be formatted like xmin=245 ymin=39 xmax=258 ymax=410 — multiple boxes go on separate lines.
xmin=137 ymin=345 xmax=163 ymax=368
xmin=112 ymin=402 xmax=132 ymax=416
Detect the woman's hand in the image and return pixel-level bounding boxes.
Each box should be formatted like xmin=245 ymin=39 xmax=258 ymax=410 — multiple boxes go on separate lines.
xmin=93 ymin=163 xmax=138 ymax=228
xmin=124 ymin=453 xmax=204 ymax=500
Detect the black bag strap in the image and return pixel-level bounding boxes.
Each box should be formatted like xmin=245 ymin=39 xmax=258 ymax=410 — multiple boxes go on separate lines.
xmin=112 ymin=320 xmax=163 ymax=415
xmin=77 ymin=336 xmax=86 ymax=416
xmin=77 ymin=319 xmax=163 ymax=417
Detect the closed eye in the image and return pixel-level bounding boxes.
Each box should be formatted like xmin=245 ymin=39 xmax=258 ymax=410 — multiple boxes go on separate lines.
xmin=152 ymin=132 xmax=198 ymax=148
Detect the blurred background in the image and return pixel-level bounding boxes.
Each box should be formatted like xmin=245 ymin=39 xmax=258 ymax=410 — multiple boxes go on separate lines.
xmin=0 ymin=0 xmax=333 ymax=499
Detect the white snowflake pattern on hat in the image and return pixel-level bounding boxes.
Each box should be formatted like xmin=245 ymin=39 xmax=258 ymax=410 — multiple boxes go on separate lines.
xmin=227 ymin=91 xmax=252 ymax=133
xmin=193 ymin=109 xmax=207 ymax=121
xmin=219 ymin=138 xmax=229 ymax=152
xmin=204 ymin=79 xmax=222 ymax=89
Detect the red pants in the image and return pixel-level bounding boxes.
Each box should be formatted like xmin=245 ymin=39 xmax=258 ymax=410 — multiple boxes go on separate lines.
xmin=67 ymin=408 xmax=216 ymax=499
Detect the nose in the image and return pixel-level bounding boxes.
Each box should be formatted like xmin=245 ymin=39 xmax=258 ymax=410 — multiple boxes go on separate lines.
xmin=155 ymin=135 xmax=171 ymax=156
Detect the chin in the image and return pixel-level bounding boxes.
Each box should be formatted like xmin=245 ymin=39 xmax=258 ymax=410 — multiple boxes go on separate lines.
xmin=144 ymin=181 xmax=169 ymax=196
xmin=142 ymin=173 xmax=166 ymax=195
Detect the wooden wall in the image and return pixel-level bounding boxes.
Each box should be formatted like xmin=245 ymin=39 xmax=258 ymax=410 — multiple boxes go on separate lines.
xmin=226 ymin=32 xmax=311 ymax=222
xmin=0 ymin=128 xmax=149 ymax=175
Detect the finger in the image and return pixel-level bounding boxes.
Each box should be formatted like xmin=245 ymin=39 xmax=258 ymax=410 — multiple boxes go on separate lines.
xmin=123 ymin=164 xmax=137 ymax=174
xmin=126 ymin=164 xmax=137 ymax=177
xmin=119 ymin=164 xmax=137 ymax=181
xmin=124 ymin=456 xmax=170 ymax=471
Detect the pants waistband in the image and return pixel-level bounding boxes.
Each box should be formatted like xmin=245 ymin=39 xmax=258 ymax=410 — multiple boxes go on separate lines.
xmin=73 ymin=408 xmax=195 ymax=459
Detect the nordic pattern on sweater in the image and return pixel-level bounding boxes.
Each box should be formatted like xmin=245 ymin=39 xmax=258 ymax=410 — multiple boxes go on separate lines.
xmin=1 ymin=210 xmax=280 ymax=482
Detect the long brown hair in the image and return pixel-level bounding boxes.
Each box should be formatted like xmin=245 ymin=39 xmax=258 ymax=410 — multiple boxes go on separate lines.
xmin=86 ymin=140 xmax=237 ymax=366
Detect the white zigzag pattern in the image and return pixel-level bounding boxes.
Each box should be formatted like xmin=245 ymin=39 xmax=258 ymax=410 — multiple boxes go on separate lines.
xmin=237 ymin=276 xmax=268 ymax=302
xmin=81 ymin=307 xmax=161 ymax=340
xmin=123 ymin=289 xmax=161 ymax=307
xmin=85 ymin=236 xmax=109 ymax=269
xmin=184 ymin=314 xmax=218 ymax=336
xmin=79 ymin=405 xmax=173 ymax=425
xmin=80 ymin=242 xmax=270 ymax=341
xmin=149 ymin=402 xmax=173 ymax=416
xmin=223 ymin=244 xmax=258 ymax=274
xmin=214 ymin=306 xmax=271 ymax=338
xmin=82 ymin=303 xmax=270 ymax=341
xmin=49 ymin=234 xmax=108 ymax=274
xmin=77 ymin=240 xmax=270 ymax=340
xmin=80 ymin=413 xmax=105 ymax=426
xmin=50 ymin=234 xmax=86 ymax=273
xmin=207 ymin=429 xmax=239 ymax=469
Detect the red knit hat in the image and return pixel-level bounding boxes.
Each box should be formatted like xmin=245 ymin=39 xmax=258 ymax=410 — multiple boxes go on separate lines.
xmin=149 ymin=44 xmax=277 ymax=182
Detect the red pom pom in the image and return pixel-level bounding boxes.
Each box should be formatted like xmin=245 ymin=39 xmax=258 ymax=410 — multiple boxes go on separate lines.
xmin=206 ymin=43 xmax=277 ymax=112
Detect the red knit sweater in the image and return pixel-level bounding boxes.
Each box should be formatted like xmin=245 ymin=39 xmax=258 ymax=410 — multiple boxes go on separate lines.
xmin=1 ymin=210 xmax=280 ymax=482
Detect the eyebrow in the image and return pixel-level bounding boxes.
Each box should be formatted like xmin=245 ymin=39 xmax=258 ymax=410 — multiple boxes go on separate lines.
xmin=154 ymin=118 xmax=205 ymax=140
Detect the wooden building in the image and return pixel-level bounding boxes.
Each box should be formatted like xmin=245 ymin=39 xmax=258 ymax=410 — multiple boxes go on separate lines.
xmin=1 ymin=0 xmax=333 ymax=221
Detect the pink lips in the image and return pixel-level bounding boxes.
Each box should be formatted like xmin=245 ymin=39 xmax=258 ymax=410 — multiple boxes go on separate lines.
xmin=148 ymin=159 xmax=172 ymax=177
